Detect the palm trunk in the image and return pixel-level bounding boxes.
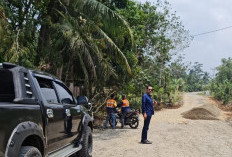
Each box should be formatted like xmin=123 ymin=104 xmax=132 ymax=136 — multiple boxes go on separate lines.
xmin=36 ymin=0 xmax=57 ymax=66
xmin=65 ymin=59 xmax=71 ymax=84
xmin=56 ymin=64 xmax=63 ymax=80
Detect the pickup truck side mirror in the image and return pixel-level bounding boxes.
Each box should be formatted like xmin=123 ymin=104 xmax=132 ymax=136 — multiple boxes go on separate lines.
xmin=77 ymin=96 xmax=92 ymax=111
xmin=61 ymin=98 xmax=74 ymax=104
xmin=77 ymin=96 xmax=88 ymax=105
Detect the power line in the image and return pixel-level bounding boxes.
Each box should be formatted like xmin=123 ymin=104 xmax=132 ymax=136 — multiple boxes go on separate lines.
xmin=193 ymin=25 xmax=232 ymax=37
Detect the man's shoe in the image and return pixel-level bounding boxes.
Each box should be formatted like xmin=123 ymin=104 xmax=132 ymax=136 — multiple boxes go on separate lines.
xmin=141 ymin=140 xmax=152 ymax=144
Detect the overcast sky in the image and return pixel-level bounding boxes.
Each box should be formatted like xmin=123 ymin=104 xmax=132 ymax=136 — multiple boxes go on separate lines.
xmin=137 ymin=0 xmax=232 ymax=76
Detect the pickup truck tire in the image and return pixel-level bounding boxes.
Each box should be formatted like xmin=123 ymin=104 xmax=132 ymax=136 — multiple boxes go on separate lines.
xmin=19 ymin=146 xmax=42 ymax=157
xmin=76 ymin=126 xmax=92 ymax=157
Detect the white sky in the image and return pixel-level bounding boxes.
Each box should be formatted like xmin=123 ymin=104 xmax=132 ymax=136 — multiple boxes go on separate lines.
xmin=137 ymin=0 xmax=232 ymax=76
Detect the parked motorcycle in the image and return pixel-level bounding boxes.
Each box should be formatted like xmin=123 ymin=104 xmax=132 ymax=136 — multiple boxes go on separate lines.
xmin=109 ymin=108 xmax=139 ymax=129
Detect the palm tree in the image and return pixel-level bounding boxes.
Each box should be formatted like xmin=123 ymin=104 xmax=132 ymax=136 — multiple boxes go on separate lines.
xmin=0 ymin=1 xmax=39 ymax=67
xmin=37 ymin=0 xmax=134 ymax=97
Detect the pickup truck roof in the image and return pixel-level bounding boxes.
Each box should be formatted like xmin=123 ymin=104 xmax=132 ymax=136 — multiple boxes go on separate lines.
xmin=1 ymin=62 xmax=65 ymax=84
xmin=0 ymin=62 xmax=64 ymax=104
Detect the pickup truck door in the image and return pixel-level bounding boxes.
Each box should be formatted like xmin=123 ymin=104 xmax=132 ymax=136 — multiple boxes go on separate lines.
xmin=53 ymin=81 xmax=82 ymax=137
xmin=34 ymin=77 xmax=81 ymax=153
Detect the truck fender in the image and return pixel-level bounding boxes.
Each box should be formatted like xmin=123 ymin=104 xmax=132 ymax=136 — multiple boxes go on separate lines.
xmin=82 ymin=114 xmax=93 ymax=131
xmin=77 ymin=114 xmax=93 ymax=143
xmin=5 ymin=121 xmax=45 ymax=157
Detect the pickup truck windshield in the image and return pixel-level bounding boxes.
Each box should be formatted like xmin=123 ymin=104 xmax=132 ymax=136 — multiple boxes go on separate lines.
xmin=0 ymin=69 xmax=15 ymax=102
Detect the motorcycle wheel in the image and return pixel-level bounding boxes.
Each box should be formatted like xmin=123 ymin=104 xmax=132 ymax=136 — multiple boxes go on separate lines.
xmin=129 ymin=116 xmax=139 ymax=129
xmin=109 ymin=117 xmax=118 ymax=127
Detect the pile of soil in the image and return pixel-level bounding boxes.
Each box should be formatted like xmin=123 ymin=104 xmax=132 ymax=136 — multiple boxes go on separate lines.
xmin=181 ymin=104 xmax=221 ymax=120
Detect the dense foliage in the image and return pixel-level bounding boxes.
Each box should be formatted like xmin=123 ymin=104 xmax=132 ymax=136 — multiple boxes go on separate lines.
xmin=210 ymin=58 xmax=232 ymax=104
xmin=185 ymin=62 xmax=210 ymax=92
xmin=102 ymin=0 xmax=193 ymax=109
xmin=0 ymin=0 xmax=134 ymax=97
xmin=0 ymin=0 xmax=201 ymax=112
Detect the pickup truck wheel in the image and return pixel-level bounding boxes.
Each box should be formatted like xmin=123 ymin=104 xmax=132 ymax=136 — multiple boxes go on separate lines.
xmin=19 ymin=146 xmax=42 ymax=157
xmin=76 ymin=126 xmax=92 ymax=157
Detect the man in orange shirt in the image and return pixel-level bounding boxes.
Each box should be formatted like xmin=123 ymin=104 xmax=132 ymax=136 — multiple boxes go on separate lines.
xmin=104 ymin=94 xmax=117 ymax=129
xmin=119 ymin=94 xmax=131 ymax=128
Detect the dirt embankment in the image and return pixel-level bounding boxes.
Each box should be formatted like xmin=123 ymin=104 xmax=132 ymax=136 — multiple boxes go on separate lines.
xmin=93 ymin=93 xmax=232 ymax=157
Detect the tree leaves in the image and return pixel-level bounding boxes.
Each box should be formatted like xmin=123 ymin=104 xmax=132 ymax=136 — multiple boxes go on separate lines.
xmin=210 ymin=58 xmax=232 ymax=104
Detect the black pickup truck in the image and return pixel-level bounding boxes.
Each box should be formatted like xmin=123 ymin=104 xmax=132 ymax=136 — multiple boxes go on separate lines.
xmin=0 ymin=63 xmax=93 ymax=157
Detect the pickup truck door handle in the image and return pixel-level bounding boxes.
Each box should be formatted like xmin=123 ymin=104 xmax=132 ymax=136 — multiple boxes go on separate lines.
xmin=65 ymin=109 xmax=71 ymax=117
xmin=47 ymin=109 xmax=54 ymax=118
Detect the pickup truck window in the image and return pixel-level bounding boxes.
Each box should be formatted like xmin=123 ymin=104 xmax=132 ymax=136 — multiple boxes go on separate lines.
xmin=0 ymin=69 xmax=15 ymax=102
xmin=36 ymin=77 xmax=58 ymax=104
xmin=54 ymin=82 xmax=75 ymax=104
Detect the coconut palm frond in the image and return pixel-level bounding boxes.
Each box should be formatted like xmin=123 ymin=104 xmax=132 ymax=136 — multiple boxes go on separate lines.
xmin=86 ymin=38 xmax=118 ymax=80
xmin=50 ymin=16 xmax=97 ymax=82
xmin=71 ymin=0 xmax=135 ymax=50
xmin=76 ymin=50 xmax=89 ymax=93
xmin=72 ymin=13 xmax=132 ymax=76
xmin=95 ymin=26 xmax=132 ymax=75
xmin=103 ymin=60 xmax=119 ymax=80
xmin=70 ymin=30 xmax=97 ymax=80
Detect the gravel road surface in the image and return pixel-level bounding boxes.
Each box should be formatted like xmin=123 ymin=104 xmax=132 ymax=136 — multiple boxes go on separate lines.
xmin=93 ymin=93 xmax=232 ymax=157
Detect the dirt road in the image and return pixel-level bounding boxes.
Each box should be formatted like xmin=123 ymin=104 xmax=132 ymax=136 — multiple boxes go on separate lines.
xmin=92 ymin=93 xmax=232 ymax=157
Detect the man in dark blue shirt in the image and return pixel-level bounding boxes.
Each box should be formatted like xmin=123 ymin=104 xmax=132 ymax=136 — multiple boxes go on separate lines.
xmin=141 ymin=85 xmax=157 ymax=144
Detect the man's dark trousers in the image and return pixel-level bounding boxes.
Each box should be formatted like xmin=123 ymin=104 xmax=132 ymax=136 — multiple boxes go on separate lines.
xmin=141 ymin=115 xmax=152 ymax=141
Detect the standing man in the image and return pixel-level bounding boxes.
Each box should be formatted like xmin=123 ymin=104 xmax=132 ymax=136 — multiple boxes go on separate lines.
xmin=104 ymin=94 xmax=117 ymax=129
xmin=141 ymin=85 xmax=157 ymax=144
xmin=120 ymin=94 xmax=130 ymax=128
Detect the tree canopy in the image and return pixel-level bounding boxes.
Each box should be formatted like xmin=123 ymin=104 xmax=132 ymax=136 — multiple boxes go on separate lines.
xmin=210 ymin=58 xmax=232 ymax=104
xmin=0 ymin=0 xmax=198 ymax=111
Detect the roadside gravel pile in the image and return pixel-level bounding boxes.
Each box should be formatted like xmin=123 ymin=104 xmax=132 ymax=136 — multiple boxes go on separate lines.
xmin=181 ymin=104 xmax=221 ymax=120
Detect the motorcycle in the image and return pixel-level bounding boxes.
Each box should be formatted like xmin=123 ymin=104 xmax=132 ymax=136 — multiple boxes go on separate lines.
xmin=109 ymin=108 xmax=139 ymax=129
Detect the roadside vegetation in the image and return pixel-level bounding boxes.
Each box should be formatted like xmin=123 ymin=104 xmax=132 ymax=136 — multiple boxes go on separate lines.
xmin=209 ymin=58 xmax=232 ymax=108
